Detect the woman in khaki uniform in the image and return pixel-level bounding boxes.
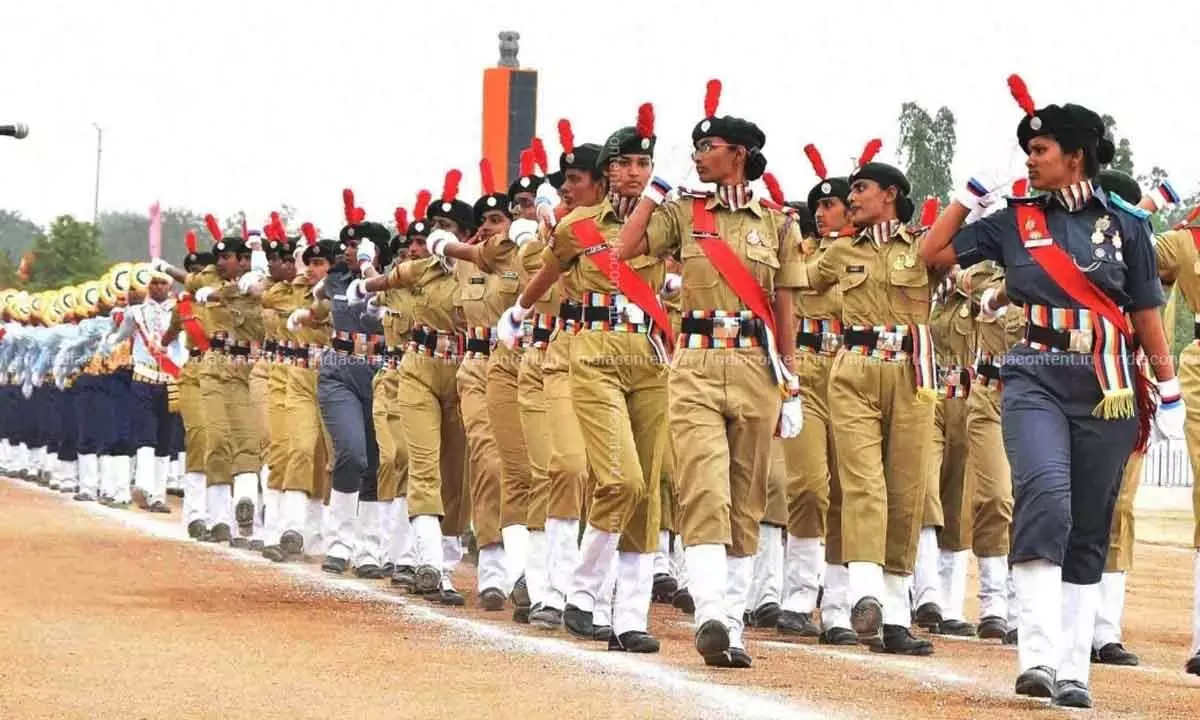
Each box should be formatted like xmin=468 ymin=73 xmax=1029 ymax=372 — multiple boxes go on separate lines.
xmin=615 ymin=80 xmax=804 ymax=668
xmin=803 ymin=153 xmax=938 ymax=656
xmin=363 ymin=175 xmax=468 ymax=604
xmin=500 ymin=110 xmax=669 ymax=653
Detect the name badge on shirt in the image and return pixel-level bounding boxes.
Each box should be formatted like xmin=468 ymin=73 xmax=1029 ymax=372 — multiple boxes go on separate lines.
xmin=846 ymin=265 xmax=865 ymax=273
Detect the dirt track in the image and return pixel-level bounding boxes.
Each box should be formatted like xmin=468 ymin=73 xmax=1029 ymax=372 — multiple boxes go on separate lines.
xmin=2 ymin=476 xmax=1198 ymax=720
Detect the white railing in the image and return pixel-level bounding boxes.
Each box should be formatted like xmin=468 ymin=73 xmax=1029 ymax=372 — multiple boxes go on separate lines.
xmin=1141 ymin=438 xmax=1195 ymax=488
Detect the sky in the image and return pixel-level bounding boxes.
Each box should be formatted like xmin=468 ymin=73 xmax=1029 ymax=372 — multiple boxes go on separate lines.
xmin=2 ymin=0 xmax=1198 ymax=249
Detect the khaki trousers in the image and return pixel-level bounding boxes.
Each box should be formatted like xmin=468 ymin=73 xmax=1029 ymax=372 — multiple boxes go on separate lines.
xmin=265 ymin=362 xmax=290 ymax=491
xmin=200 ymin=353 xmax=261 ymax=485
xmin=763 ymin=439 xmax=788 ymax=527
xmin=373 ymin=367 xmax=408 ymax=502
xmin=397 ymin=353 xmax=466 ymax=526
xmin=670 ymin=347 xmax=781 ymax=558
xmin=458 ymin=357 xmax=503 ymax=547
xmin=488 ymin=345 xmax=531 ymax=529
xmin=1106 ymin=452 xmax=1143 ymax=573
xmin=965 ymin=382 xmax=1013 ymax=558
xmin=518 ymin=346 xmax=550 ymax=531
xmin=927 ymin=397 xmax=972 ymax=551
xmin=1180 ymin=344 xmax=1200 ymax=548
xmin=282 ymin=364 xmax=330 ymax=498
xmin=828 ymin=353 xmax=934 ymax=573
xmin=782 ymin=352 xmax=834 ymax=544
xmin=177 ymin=364 xmax=206 ymax=473
xmin=544 ymin=332 xmax=587 ymax=520
xmin=250 ymin=359 xmax=271 ymax=459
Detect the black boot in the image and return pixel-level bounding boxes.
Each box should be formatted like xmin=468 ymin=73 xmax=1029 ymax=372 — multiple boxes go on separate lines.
xmin=872 ymin=625 xmax=934 ymax=656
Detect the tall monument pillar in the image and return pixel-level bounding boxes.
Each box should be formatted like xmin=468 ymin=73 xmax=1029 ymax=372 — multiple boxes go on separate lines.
xmin=482 ymin=31 xmax=538 ymax=189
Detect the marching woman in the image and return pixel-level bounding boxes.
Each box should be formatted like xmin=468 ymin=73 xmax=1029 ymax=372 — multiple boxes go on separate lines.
xmin=612 ymin=81 xmax=805 ymax=667
xmin=919 ymin=75 xmax=1179 ymax=708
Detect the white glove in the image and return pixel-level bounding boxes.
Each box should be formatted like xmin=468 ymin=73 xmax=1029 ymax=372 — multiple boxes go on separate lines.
xmin=286 ymin=308 xmax=311 ymax=332
xmin=1155 ymin=378 xmax=1185 ymax=441
xmin=1148 ymin=180 xmax=1181 ymax=211
xmin=293 ymin=242 xmax=308 ymax=266
xmin=365 ymin=294 xmax=386 ymax=320
xmin=661 ymin=273 xmax=682 ymax=295
xmin=509 ymin=218 xmax=539 ymax=247
xmin=195 ymin=287 xmax=215 ymax=304
xmin=778 ymin=379 xmax=804 ymax=439
xmin=965 ymin=188 xmax=1009 ymax=224
xmin=652 ymin=141 xmax=696 ymax=196
xmin=977 ymin=287 xmax=1007 ymax=321
xmin=237 ymin=271 xmax=265 ymax=294
xmin=427 ymin=229 xmax=456 ymax=259
xmin=346 ymin=279 xmax=370 ymax=306
xmin=356 ymin=239 xmax=376 ymax=269
xmin=496 ymin=303 xmax=531 ymax=350
xmin=953 ymin=171 xmax=1012 ymax=214
xmin=21 ymin=380 xmax=32 ymax=399
xmin=245 ymin=233 xmax=263 ymax=252
xmin=150 ymin=257 xmax=171 ymax=272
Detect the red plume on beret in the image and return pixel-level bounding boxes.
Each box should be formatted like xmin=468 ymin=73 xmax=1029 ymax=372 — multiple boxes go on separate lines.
xmin=394 ymin=208 xmax=408 ymax=234
xmin=557 ymin=119 xmax=575 ymax=155
xmin=480 ymin=158 xmax=496 ymax=195
xmin=268 ymin=211 xmax=285 ymax=241
xmin=342 ymin=188 xmax=356 ymax=226
xmin=519 ymin=149 xmax=535 ymax=178
xmin=442 ymin=169 xmax=462 ymax=203
xmin=204 ymin=214 xmax=222 ymax=243
xmin=919 ymin=196 xmax=940 ymax=227
xmin=531 ymin=137 xmax=548 ymax=174
xmin=858 ymin=139 xmax=882 ymax=168
xmin=184 ymin=230 xmax=198 ymax=254
xmin=636 ymin=103 xmax=655 ymax=139
xmin=704 ymin=79 xmax=721 ymax=118
xmin=803 ymin=144 xmax=827 ymax=180
xmin=1008 ymin=74 xmax=1036 ymax=116
xmin=414 ymin=190 xmax=432 ymax=221
xmin=762 ymin=173 xmax=785 ymax=207
xmin=352 ymin=207 xmax=366 ymax=224
xmin=300 ymin=222 xmax=317 ymax=247
xmin=1012 ymin=178 xmax=1030 ymax=196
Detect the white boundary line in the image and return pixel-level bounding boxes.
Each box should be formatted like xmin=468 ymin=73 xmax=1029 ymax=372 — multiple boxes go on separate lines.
xmin=4 ymin=478 xmax=837 ymax=720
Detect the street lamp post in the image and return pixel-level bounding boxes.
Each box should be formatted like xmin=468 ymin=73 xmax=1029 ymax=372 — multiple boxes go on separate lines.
xmin=91 ymin=123 xmax=102 ymax=227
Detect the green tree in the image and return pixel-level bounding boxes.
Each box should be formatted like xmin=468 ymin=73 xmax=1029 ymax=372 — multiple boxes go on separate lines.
xmin=897 ymin=102 xmax=957 ymax=205
xmin=0 ymin=209 xmax=40 ymax=259
xmin=25 ymin=216 xmax=109 ymax=290
xmin=98 ymin=207 xmax=208 ymax=264
xmin=0 ymin=248 xmax=20 ymax=288
xmin=1100 ymin=115 xmax=1135 ymax=175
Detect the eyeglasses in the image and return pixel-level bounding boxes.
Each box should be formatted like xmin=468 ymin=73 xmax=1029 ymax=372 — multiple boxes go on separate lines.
xmin=509 ymin=197 xmax=535 ymax=212
xmin=692 ymin=139 xmax=735 ymax=157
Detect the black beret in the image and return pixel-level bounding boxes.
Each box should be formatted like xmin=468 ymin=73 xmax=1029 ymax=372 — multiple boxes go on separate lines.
xmin=559 ymin=142 xmax=603 ymax=175
xmin=806 ymin=177 xmax=851 ymax=214
xmin=302 ymin=239 xmax=339 ymax=265
xmin=339 ymin=221 xmax=391 ymax=249
xmin=473 ymin=192 xmax=511 ymax=227
xmin=691 ymin=115 xmax=766 ymax=152
xmin=598 ymin=126 xmax=656 ymax=168
xmin=784 ymin=201 xmax=818 ymax=238
xmin=389 ymin=235 xmax=410 ymax=258
xmin=1017 ymin=102 xmax=1115 ymax=164
xmin=214 ymin=237 xmax=248 ymax=256
xmin=507 ymin=174 xmax=544 ymax=198
xmin=850 ymin=162 xmax=911 ymax=197
xmin=426 ymin=198 xmax=476 ymax=232
xmin=184 ymin=251 xmax=215 ymax=269
xmin=1097 ymin=169 xmax=1142 ymax=206
xmin=407 ymin=218 xmax=432 ymax=242
xmin=547 ymin=170 xmax=565 ymax=190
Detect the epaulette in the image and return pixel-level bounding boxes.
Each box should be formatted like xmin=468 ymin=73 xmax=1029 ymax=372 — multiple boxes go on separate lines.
xmin=1106 ymin=191 xmax=1151 ymax=221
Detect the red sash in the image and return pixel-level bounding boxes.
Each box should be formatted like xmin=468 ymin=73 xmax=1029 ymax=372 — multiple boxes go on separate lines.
xmin=177 ymin=295 xmax=210 ymax=352
xmin=1015 ymin=203 xmax=1154 ymax=450
xmin=689 ymin=197 xmax=779 ymax=338
xmin=570 ymin=217 xmax=675 ymax=352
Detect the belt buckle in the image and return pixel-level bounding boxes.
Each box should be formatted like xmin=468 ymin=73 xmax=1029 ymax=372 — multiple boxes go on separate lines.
xmin=615 ymin=296 xmax=645 ymax=326
xmin=819 ymin=332 xmax=841 ymax=354
xmin=877 ymin=331 xmax=904 ymax=352
xmin=352 ymin=335 xmax=369 ymax=357
xmin=711 ymin=317 xmax=740 ymax=340
xmin=1067 ymin=328 xmax=1093 ymax=354
xmin=435 ymin=334 xmax=458 ymax=356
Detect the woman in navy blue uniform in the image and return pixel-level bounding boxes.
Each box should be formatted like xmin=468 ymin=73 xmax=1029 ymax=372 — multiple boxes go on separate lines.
xmin=920 ymin=76 xmax=1182 ymax=709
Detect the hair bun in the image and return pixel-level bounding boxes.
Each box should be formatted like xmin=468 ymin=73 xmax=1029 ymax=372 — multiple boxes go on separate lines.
xmin=1097 ymin=137 xmax=1116 ymax=165
xmin=746 ymin=150 xmax=767 ymax=181
xmin=897 ymin=195 xmax=916 ymax=223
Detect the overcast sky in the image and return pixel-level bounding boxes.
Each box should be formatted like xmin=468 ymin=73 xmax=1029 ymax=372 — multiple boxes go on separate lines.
xmin=2 ymin=0 xmax=1198 ymax=248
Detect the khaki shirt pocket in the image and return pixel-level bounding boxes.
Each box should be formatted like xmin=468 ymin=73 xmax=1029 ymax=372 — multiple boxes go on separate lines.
xmin=680 ymin=242 xmax=720 ymax=289
xmin=889 ymin=266 xmax=930 ymax=313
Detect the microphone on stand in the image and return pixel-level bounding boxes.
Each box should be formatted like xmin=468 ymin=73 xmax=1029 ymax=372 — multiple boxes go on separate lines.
xmin=0 ymin=124 xmax=30 ymax=139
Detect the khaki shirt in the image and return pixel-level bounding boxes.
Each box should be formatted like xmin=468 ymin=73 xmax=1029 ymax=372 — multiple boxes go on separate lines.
xmin=971 ymin=262 xmax=1025 ymax=360
xmin=387 ymin=256 xmax=462 ymax=333
xmin=517 ymin=232 xmax=562 ymax=316
xmin=204 ymin=278 xmax=264 ymax=345
xmin=381 ymin=286 xmax=417 ymax=348
xmin=1154 ymin=228 xmax=1200 ymax=313
xmin=290 ymin=275 xmax=333 ymax=347
xmin=170 ymin=265 xmax=222 ymax=340
xmin=793 ymin=234 xmax=843 ymax=322
xmin=543 ymin=199 xmax=665 ymax=301
xmin=805 ymin=224 xmax=936 ymax=327
xmin=929 ymin=264 xmax=994 ymax=368
xmin=645 ymin=193 xmax=804 ymax=313
xmin=261 ymin=278 xmax=299 ymax=346
xmin=456 ymin=233 xmax=522 ymax=329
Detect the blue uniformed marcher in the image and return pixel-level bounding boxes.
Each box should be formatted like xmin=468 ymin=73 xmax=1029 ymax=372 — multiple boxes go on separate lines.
xmin=920 ymin=75 xmax=1182 ymax=709
xmin=313 ymin=197 xmax=392 ymax=578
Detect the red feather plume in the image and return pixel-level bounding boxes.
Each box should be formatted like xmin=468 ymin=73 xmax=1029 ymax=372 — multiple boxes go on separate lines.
xmin=352 ymin=208 xmax=366 ymax=224
xmin=858 ymin=139 xmax=882 ymax=168
xmin=636 ymin=103 xmax=655 ymax=139
xmin=919 ymin=196 xmax=940 ymax=227
xmin=480 ymin=158 xmax=496 ymax=195
xmin=519 ymin=148 xmax=535 ymax=178
xmin=1012 ymin=178 xmax=1030 ymax=196
xmin=204 ymin=214 xmax=222 ymax=243
xmin=762 ymin=173 xmax=785 ymax=207
xmin=557 ymin=119 xmax=574 ymax=155
xmin=704 ymin=79 xmax=721 ymax=118
xmin=394 ymin=208 xmax=408 ymax=234
xmin=803 ymin=144 xmax=827 ymax=180
xmin=531 ymin=137 xmax=548 ymax=174
xmin=442 ymin=169 xmax=462 ymax=203
xmin=414 ymin=190 xmax=432 ymax=221
xmin=269 ymin=211 xmax=283 ymax=241
xmin=300 ymin=222 xmax=317 ymax=247
xmin=184 ymin=230 xmax=198 ymax=254
xmin=1184 ymin=206 xmax=1200 ymax=227
xmin=342 ymin=188 xmax=356 ymax=225
xmin=1007 ymin=74 xmax=1036 ymax=116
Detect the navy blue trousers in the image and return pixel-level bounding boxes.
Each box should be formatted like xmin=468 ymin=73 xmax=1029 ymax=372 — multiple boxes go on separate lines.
xmin=1002 ymin=347 xmax=1137 ymax=585
xmin=57 ymin=388 xmax=78 ymax=462
xmin=129 ymin=380 xmax=175 ymax=456
xmin=318 ymin=354 xmax=379 ymax=501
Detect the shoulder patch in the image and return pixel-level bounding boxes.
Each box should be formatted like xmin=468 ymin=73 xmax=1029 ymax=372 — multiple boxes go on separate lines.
xmin=1107 ymin=191 xmax=1151 ymax=220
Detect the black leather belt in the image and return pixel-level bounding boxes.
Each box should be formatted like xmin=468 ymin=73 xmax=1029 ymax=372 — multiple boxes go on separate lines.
xmin=263 ymin=340 xmax=279 ymax=355
xmin=559 ymin=301 xmax=582 ymax=322
xmin=679 ymin=316 xmax=764 ymax=337
xmin=228 ymin=345 xmax=251 ymax=357
xmin=843 ymin=328 xmax=914 ymax=353
xmin=1024 ymin=324 xmax=1074 ymax=353
xmin=465 ymin=338 xmax=491 ymax=355
xmin=208 ymin=336 xmax=226 ymax=351
xmin=977 ymin=362 xmax=1001 ymax=384
xmin=531 ymin=327 xmax=552 ymax=344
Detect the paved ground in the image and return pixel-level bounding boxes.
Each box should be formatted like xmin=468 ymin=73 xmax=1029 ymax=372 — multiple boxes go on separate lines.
xmin=2 ymin=476 xmax=1198 ymax=720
